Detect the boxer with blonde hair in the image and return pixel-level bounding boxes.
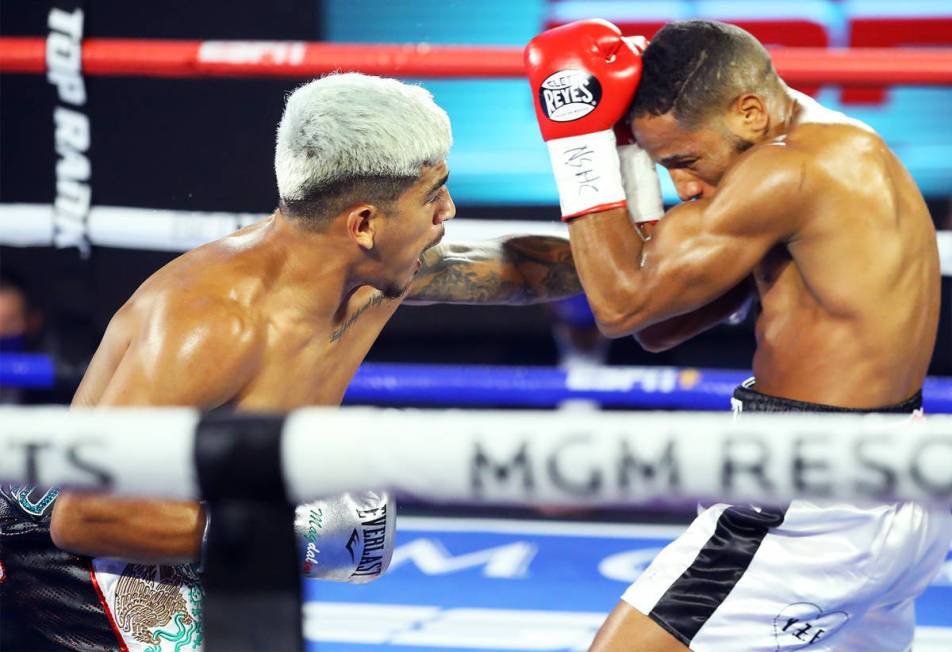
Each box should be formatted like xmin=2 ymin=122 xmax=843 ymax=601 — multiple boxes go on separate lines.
xmin=0 ymin=73 xmax=582 ymax=651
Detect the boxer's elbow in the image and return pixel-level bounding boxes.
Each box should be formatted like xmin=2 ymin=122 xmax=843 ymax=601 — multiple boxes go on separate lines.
xmin=50 ymin=493 xmax=93 ymax=554
xmin=632 ymin=329 xmax=678 ymax=353
xmin=591 ymin=304 xmax=647 ymax=339
xmin=51 ymin=493 xmax=118 ymax=556
xmin=594 ymin=316 xmax=636 ymax=339
xmin=588 ymin=286 xmax=649 ymax=339
xmin=631 ymin=316 xmax=689 ymax=352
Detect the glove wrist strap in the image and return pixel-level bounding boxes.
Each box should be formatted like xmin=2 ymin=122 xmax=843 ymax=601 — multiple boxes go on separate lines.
xmin=545 ymin=129 xmax=626 ymax=221
xmin=618 ymin=142 xmax=664 ymax=224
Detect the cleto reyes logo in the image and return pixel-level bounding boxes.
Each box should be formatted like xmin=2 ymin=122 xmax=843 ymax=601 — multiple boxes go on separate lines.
xmin=538 ymin=70 xmax=602 ymax=122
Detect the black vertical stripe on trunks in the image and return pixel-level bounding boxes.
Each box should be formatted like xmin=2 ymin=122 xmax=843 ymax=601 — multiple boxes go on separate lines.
xmin=648 ymin=504 xmax=787 ymax=646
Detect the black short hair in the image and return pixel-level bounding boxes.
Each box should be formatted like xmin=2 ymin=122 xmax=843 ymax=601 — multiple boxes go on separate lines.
xmin=280 ymin=175 xmax=417 ymax=228
xmin=632 ymin=20 xmax=778 ymax=128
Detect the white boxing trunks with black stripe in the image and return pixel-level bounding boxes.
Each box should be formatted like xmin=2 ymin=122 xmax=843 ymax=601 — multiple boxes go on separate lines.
xmin=620 ymin=380 xmax=951 ymax=651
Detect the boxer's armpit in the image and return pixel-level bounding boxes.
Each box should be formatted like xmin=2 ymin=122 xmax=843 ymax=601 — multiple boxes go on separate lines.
xmin=405 ymin=236 xmax=581 ymax=305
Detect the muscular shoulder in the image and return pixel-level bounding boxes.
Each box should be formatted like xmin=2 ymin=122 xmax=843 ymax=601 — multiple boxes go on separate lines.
xmin=785 ymin=121 xmax=887 ymax=176
xmin=130 ymin=244 xmax=265 ymax=336
xmin=150 ymin=289 xmax=263 ymax=359
xmin=116 ymin=272 xmax=263 ymax=373
xmin=100 ymin=292 xmax=264 ymax=406
xmin=727 ymin=142 xmax=810 ymax=192
xmin=697 ymin=143 xmax=813 ymax=240
xmin=792 ymin=118 xmax=877 ymax=146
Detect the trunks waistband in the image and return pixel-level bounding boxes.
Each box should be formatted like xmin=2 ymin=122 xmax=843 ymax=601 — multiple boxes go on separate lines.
xmin=731 ymin=379 xmax=923 ymax=414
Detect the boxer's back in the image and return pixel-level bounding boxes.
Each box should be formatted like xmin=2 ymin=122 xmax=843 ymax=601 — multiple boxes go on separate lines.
xmin=73 ymin=217 xmax=401 ymax=410
xmin=751 ymin=113 xmax=939 ymax=407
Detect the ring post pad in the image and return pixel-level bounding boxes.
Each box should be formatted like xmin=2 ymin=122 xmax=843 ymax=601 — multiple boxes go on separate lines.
xmin=195 ymin=412 xmax=302 ymax=652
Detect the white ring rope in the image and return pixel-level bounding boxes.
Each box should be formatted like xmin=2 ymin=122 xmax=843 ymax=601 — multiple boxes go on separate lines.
xmin=2 ymin=407 xmax=951 ymax=507
xmin=1 ymin=203 xmax=950 ymax=277
xmin=0 ymin=203 xmax=568 ymax=251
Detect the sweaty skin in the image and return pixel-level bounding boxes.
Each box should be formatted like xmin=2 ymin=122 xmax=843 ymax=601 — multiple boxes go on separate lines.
xmin=583 ymin=91 xmax=938 ymax=652
xmin=573 ymin=91 xmax=937 ymax=409
xmin=52 ymin=163 xmax=581 ymax=563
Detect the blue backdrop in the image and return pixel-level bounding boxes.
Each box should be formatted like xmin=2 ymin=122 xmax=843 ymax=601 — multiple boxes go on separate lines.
xmin=325 ymin=0 xmax=952 ymax=205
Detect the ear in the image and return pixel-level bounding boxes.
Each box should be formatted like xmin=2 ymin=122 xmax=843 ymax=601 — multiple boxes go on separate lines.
xmin=730 ymin=93 xmax=769 ymax=135
xmin=345 ymin=204 xmax=378 ymax=251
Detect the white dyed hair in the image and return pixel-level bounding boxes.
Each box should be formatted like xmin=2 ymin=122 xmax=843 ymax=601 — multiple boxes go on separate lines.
xmin=275 ymin=73 xmax=452 ymax=202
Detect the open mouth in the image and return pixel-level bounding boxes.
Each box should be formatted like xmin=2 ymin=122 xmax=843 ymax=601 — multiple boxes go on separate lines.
xmin=426 ymin=228 xmax=445 ymax=252
xmin=416 ymin=228 xmax=446 ymax=269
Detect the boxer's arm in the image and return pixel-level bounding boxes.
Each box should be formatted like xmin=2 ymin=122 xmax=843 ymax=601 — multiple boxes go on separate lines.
xmin=571 ymin=146 xmax=806 ymax=337
xmin=634 ymin=279 xmax=754 ymax=352
xmin=51 ymin=494 xmax=206 ymax=565
xmin=404 ymin=235 xmax=581 ymax=305
xmin=52 ymin=302 xmax=262 ymax=564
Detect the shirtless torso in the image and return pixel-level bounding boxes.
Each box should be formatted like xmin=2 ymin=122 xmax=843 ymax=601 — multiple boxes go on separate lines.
xmin=75 ymin=224 xmax=580 ymax=414
xmin=748 ymin=104 xmax=936 ymax=405
xmin=60 ymin=203 xmax=579 ymax=560
xmin=16 ymin=186 xmax=578 ymax=650
xmin=73 ymin=220 xmax=402 ymax=411
xmin=576 ymin=77 xmax=941 ymax=652
xmin=574 ymin=92 xmax=937 ymax=408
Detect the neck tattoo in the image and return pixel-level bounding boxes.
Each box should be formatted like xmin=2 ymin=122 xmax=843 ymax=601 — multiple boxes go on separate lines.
xmin=329 ymin=292 xmax=386 ymax=343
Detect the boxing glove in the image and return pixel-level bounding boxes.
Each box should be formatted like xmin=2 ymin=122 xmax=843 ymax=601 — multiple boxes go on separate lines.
xmin=295 ymin=490 xmax=395 ymax=583
xmin=613 ymin=37 xmax=663 ymax=238
xmin=525 ymin=19 xmax=642 ymax=220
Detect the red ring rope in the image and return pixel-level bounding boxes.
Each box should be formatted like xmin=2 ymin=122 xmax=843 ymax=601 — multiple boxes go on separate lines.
xmin=2 ymin=37 xmax=952 ymax=84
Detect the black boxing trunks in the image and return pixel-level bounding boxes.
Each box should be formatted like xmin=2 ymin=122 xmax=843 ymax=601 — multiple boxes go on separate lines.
xmin=0 ymin=485 xmax=121 ymax=651
xmin=0 ymin=485 xmax=203 ymax=652
xmin=731 ymin=377 xmax=923 ymax=414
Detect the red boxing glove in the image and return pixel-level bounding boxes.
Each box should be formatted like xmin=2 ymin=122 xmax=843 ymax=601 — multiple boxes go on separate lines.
xmin=525 ymin=19 xmax=643 ymax=220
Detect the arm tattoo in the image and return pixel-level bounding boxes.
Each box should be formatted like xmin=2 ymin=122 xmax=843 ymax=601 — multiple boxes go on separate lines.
xmin=408 ymin=236 xmax=582 ymax=305
xmin=329 ymin=292 xmax=385 ymax=342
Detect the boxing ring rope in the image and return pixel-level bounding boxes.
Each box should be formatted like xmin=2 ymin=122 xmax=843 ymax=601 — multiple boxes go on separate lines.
xmin=4 ymin=39 xmax=952 ymax=255
xmin=4 ymin=32 xmax=952 ymax=652
xmin=3 ymin=204 xmax=952 ymax=277
xmin=2 ymin=406 xmax=951 ymax=507
xmin=3 ymin=37 xmax=952 ymax=84
xmin=5 ymin=352 xmax=952 ymax=412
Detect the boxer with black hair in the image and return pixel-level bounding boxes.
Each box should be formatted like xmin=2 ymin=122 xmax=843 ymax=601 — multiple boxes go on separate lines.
xmin=526 ymin=19 xmax=950 ymax=652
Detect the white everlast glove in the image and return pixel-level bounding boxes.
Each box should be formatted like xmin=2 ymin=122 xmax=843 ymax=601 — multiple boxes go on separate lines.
xmin=294 ymin=490 xmax=396 ymax=583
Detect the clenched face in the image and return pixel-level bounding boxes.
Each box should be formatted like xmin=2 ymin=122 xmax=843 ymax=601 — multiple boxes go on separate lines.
xmin=374 ymin=161 xmax=455 ymax=298
xmin=632 ymin=112 xmax=754 ymax=201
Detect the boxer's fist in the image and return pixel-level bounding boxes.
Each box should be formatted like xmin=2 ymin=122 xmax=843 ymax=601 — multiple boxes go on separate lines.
xmin=525 ymin=19 xmax=642 ymax=141
xmin=295 ymin=490 xmax=395 ymax=583
xmin=524 ymin=19 xmax=643 ymax=220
